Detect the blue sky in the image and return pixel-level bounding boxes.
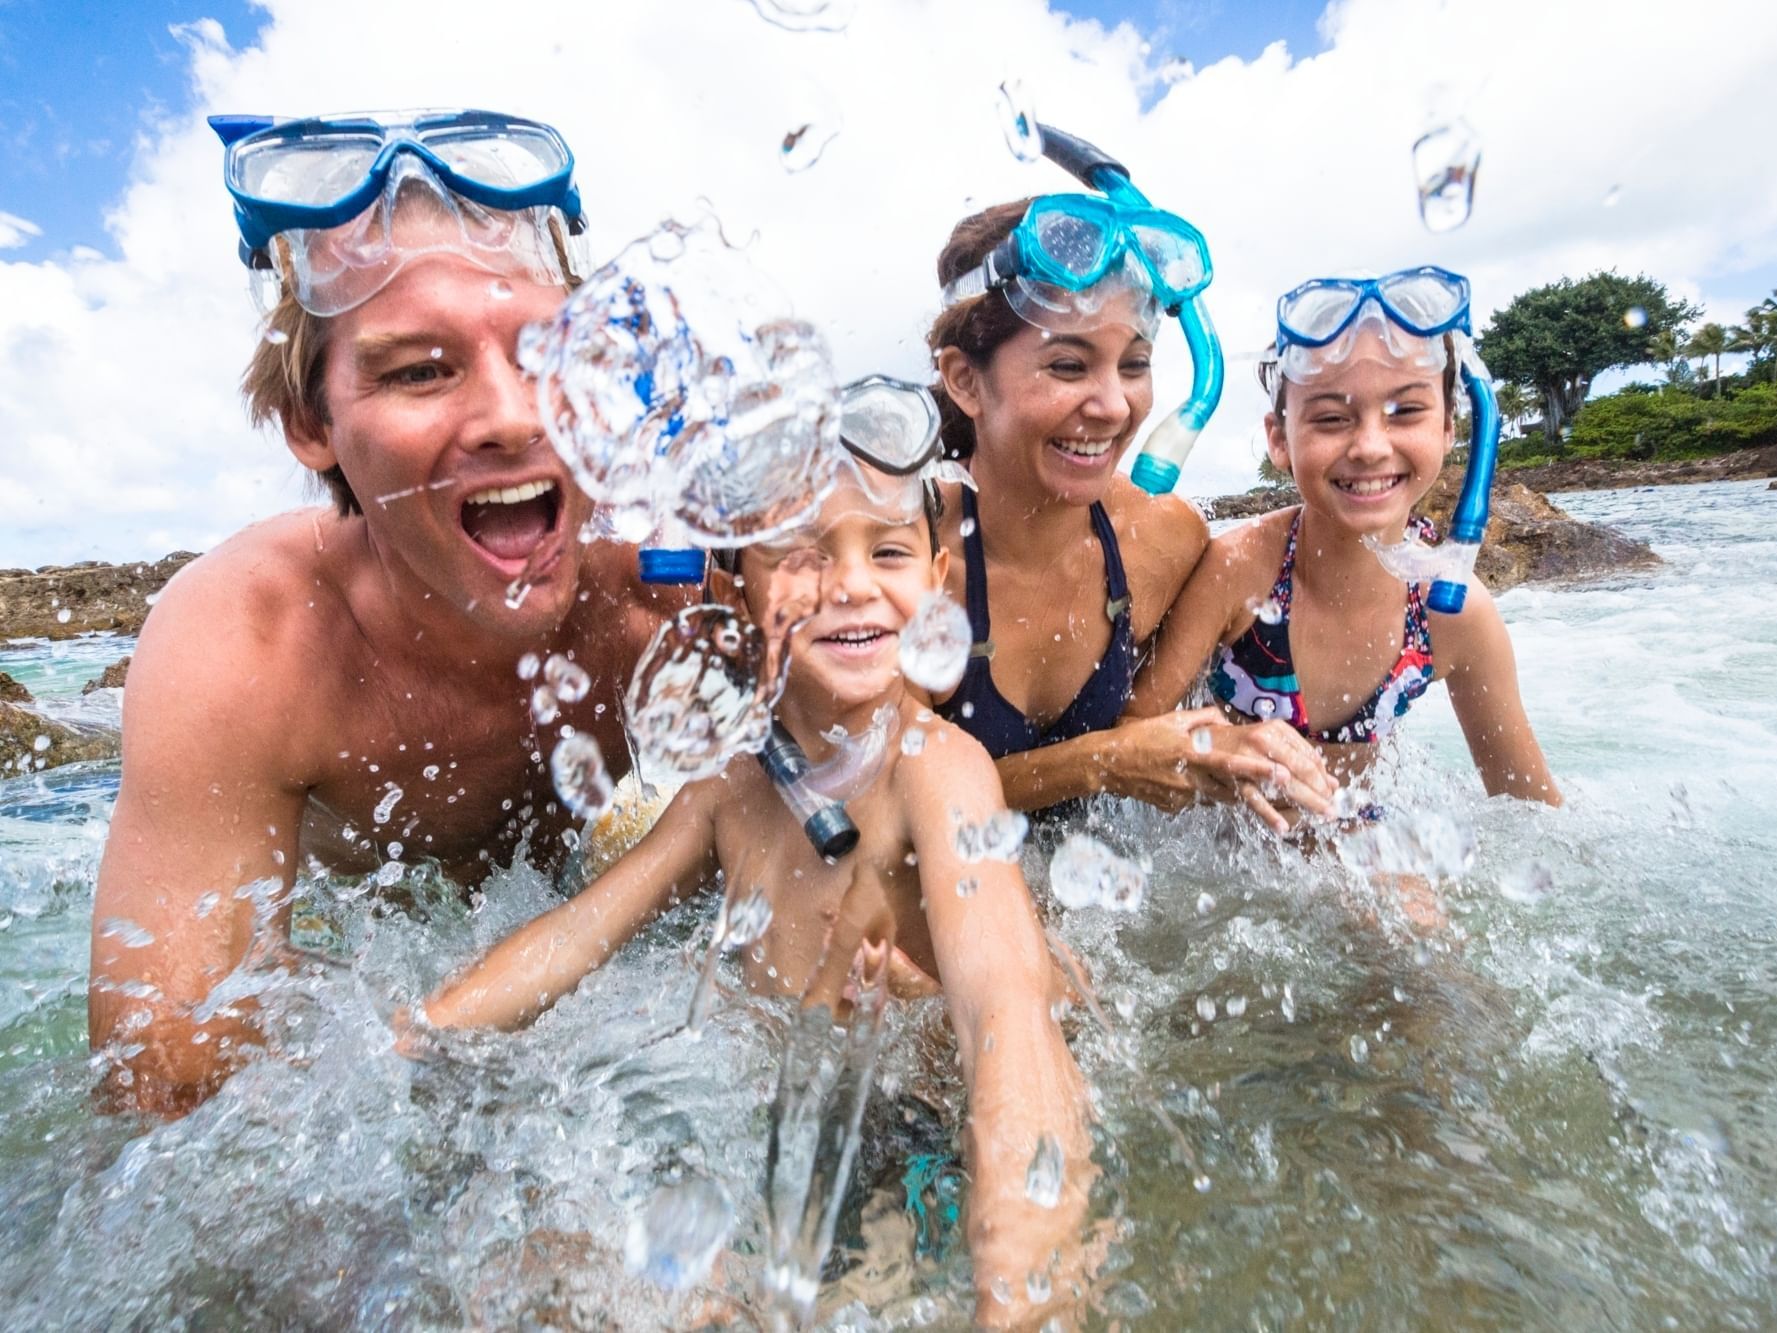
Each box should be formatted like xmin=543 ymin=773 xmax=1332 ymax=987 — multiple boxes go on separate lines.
xmin=0 ymin=0 xmax=1328 ymax=263
xmin=0 ymin=0 xmax=269 ymax=260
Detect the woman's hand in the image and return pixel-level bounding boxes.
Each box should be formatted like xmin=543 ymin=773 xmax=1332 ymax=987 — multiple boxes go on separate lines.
xmin=1103 ymin=708 xmax=1337 ymax=831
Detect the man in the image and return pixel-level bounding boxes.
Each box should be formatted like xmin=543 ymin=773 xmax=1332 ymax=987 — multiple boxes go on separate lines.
xmin=89 ymin=110 xmax=683 ymax=1114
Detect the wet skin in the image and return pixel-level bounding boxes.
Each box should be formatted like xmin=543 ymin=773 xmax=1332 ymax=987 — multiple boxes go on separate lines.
xmin=88 ymin=254 xmax=687 ymax=1113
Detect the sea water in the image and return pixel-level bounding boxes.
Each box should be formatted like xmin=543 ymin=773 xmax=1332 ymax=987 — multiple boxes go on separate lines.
xmin=0 ymin=480 xmax=1772 ymax=1328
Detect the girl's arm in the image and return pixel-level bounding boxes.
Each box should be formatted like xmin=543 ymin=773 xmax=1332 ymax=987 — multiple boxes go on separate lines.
xmin=1434 ymin=585 xmax=1563 ymax=806
xmin=898 ymin=735 xmax=1093 ymax=1327
xmin=422 ymin=782 xmax=721 ymax=1030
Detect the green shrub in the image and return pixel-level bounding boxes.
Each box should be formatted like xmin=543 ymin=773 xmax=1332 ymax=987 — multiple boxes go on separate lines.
xmin=1567 ymin=385 xmax=1777 ymax=460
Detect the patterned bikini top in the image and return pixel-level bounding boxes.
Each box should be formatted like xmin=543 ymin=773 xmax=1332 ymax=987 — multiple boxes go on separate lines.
xmin=1208 ymin=510 xmax=1436 ymax=745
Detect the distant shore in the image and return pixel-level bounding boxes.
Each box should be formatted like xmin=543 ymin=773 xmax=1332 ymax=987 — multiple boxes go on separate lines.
xmin=1497 ymin=443 xmax=1777 ymax=493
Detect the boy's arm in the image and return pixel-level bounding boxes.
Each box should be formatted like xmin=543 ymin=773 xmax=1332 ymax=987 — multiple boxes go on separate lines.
xmin=1434 ymin=585 xmax=1563 ymax=805
xmin=899 ymin=734 xmax=1093 ymax=1324
xmin=89 ymin=574 xmax=313 ymax=1116
xmin=422 ymin=780 xmax=720 ymax=1031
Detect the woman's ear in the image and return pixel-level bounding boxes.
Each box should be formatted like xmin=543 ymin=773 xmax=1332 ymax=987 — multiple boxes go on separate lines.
xmin=1263 ymin=411 xmax=1292 ymax=478
xmin=936 ymin=346 xmax=984 ymax=421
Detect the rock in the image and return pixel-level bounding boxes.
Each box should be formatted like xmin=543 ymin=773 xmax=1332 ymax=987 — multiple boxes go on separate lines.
xmin=0 ymin=671 xmax=30 ymax=704
xmin=82 ymin=656 xmax=132 ymax=695
xmin=1201 ymin=461 xmax=1661 ymax=595
xmin=1505 ymin=443 xmax=1777 ymax=493
xmin=0 ymin=551 xmax=197 ymax=642
xmin=0 ymin=701 xmax=119 ymax=773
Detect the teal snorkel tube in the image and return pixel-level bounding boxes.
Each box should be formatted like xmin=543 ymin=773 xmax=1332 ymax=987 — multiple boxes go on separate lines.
xmin=1427 ymin=341 xmax=1500 ymax=614
xmin=1031 ymin=124 xmax=1225 ymax=497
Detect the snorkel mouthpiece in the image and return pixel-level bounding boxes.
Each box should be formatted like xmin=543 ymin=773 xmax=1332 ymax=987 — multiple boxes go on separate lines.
xmin=759 ymin=722 xmax=860 ymax=860
xmin=1031 ymin=123 xmax=1224 ymax=497
xmin=1428 ymin=343 xmax=1501 ymax=614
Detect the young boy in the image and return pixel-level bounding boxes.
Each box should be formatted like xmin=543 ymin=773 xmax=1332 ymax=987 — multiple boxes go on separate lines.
xmin=420 ymin=398 xmax=1094 ymax=1326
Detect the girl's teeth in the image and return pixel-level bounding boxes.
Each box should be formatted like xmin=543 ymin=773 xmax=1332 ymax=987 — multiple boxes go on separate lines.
xmin=1340 ymin=477 xmax=1399 ymax=495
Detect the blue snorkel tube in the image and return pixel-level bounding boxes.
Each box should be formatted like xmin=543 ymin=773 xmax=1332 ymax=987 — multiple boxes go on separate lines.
xmin=1426 ymin=342 xmax=1500 ymax=614
xmin=1033 ymin=124 xmax=1225 ymax=497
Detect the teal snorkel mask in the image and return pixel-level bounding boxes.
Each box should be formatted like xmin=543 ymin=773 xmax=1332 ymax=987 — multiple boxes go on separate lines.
xmin=1271 ymin=266 xmax=1501 ymax=614
xmin=940 ymin=123 xmax=1225 ymax=497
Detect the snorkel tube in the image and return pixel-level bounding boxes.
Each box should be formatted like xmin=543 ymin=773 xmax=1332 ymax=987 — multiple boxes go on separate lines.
xmin=1033 ymin=123 xmax=1226 ymax=497
xmin=1426 ymin=339 xmax=1500 ymax=614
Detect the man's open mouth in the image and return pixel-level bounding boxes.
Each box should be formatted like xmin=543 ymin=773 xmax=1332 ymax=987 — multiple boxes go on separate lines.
xmin=459 ymin=479 xmax=562 ymax=563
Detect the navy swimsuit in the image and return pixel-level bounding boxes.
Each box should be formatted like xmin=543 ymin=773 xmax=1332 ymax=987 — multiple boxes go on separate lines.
xmin=936 ymin=488 xmax=1137 ymax=760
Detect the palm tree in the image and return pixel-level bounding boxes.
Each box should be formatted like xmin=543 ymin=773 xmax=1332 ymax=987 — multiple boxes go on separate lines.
xmin=1686 ymin=322 xmax=1728 ymax=397
xmin=1494 ymin=382 xmax=1534 ymax=439
xmin=1729 ymin=297 xmax=1777 ymax=384
xmin=1649 ymin=327 xmax=1689 ymax=385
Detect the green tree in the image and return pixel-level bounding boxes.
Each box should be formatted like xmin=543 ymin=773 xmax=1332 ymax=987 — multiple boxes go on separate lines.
xmin=1686 ymin=322 xmax=1729 ymax=397
xmin=1729 ymin=296 xmax=1777 ymax=385
xmin=1478 ymin=273 xmax=1701 ymax=447
xmin=1494 ymin=382 xmax=1534 ymax=438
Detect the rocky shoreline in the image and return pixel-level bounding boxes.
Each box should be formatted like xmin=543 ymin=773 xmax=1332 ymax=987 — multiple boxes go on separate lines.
xmin=1500 ymin=443 xmax=1777 ymax=493
xmin=0 ymin=551 xmax=196 ymax=641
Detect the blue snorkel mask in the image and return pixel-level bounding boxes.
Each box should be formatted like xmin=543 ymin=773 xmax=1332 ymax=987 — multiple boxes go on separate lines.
xmin=209 ymin=109 xmax=589 ymax=316
xmin=939 ymin=123 xmax=1225 ymax=497
xmin=1270 ymin=266 xmax=1500 ymax=614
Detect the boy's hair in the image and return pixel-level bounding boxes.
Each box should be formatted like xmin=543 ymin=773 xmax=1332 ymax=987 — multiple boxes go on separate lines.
xmin=713 ymin=480 xmax=944 ymax=576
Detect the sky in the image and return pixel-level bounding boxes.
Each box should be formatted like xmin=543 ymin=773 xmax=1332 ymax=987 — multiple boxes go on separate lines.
xmin=1 ymin=0 xmax=1774 ymax=566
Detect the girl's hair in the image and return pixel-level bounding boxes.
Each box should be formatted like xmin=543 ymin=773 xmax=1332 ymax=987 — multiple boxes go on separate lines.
xmin=1262 ymin=332 xmax=1460 ymax=424
xmin=925 ymin=199 xmax=1034 ymax=460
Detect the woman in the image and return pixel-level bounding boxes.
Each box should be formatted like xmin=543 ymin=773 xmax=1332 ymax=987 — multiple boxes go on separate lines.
xmin=927 ymin=199 xmax=1334 ymax=826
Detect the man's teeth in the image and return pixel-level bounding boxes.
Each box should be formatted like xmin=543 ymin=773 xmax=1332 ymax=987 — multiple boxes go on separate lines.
xmin=1052 ymin=438 xmax=1114 ymax=458
xmin=1336 ymin=476 xmax=1402 ymax=495
xmin=463 ymin=479 xmax=557 ymax=506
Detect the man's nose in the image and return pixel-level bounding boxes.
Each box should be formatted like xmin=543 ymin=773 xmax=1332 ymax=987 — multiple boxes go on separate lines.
xmin=462 ymin=345 xmax=542 ymax=453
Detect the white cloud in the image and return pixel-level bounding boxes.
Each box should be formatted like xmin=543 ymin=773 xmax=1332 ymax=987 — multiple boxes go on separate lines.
xmin=1 ymin=0 xmax=1774 ymax=566
xmin=0 ymin=211 xmax=43 ymax=250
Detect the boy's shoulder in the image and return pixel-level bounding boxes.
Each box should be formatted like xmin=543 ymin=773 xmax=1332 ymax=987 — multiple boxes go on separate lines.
xmin=889 ymin=711 xmax=1003 ymax=816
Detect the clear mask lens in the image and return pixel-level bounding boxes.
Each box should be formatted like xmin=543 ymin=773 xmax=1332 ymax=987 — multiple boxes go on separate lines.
xmin=1279 ymin=298 xmax=1447 ymax=383
xmin=1005 ymin=253 xmax=1161 ymax=339
xmin=1130 ymin=223 xmax=1205 ymax=297
xmin=838 ymin=376 xmax=939 ymax=474
xmin=1377 ymin=270 xmax=1465 ymax=330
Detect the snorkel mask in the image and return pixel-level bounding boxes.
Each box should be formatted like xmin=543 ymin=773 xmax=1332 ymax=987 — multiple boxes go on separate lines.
xmin=1269 ymin=266 xmax=1501 ymax=614
xmin=210 ymin=109 xmax=589 ymax=316
xmin=939 ymin=123 xmax=1225 ymax=497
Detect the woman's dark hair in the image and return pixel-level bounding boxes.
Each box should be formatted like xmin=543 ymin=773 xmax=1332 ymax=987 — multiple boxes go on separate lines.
xmin=925 ymin=199 xmax=1035 ymax=461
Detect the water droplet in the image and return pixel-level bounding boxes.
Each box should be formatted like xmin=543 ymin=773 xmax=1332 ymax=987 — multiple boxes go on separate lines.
xmin=422 ymin=764 xmax=440 ymax=781
xmin=1024 ymin=1133 xmax=1064 ymax=1207
xmin=1411 ymin=118 xmax=1481 ymax=232
xmin=623 ymin=1177 xmax=735 ymax=1290
xmin=193 ymin=891 xmax=220 ymax=919
xmin=898 ymin=592 xmax=971 ymax=691
xmin=504 ymin=578 xmax=532 ymax=611
xmin=780 ymin=118 xmax=840 ymax=173
xmin=55 ymin=608 xmax=71 ymax=624
xmin=30 ymin=734 xmax=50 ymax=753
xmin=1193 ymin=1173 xmax=1212 ymax=1193
xmin=372 ymin=785 xmax=403 ymax=825
xmin=1048 ymin=834 xmax=1147 ymax=912
xmin=1190 ymin=727 xmax=1213 ymax=754
xmin=1602 ymin=184 xmax=1622 ymax=208
xmin=1026 ymin=1269 xmax=1053 ymax=1303
xmin=428 ymin=346 xmax=443 ymax=360
xmin=1225 ymin=994 xmax=1248 ymax=1018
xmin=647 ymin=227 xmax=686 ymax=262
xmin=549 ymin=733 xmax=615 ymax=820
xmin=745 ymin=0 xmax=853 ymax=31
xmin=1195 ymin=891 xmax=1216 ymax=915
xmin=1624 ymin=306 xmax=1648 ymax=330
xmin=1500 ymin=859 xmax=1553 ymax=905
xmin=544 ymin=652 xmax=592 ymax=703
xmin=900 ymin=727 xmax=926 ymax=756
xmin=627 ymin=605 xmax=774 ymax=780
xmin=955 ymin=875 xmax=980 ymax=898
xmin=263 ymin=327 xmax=290 ymax=345
xmin=530 ymin=684 xmax=560 ymax=726
xmin=516 ymin=651 xmax=541 ymax=681
xmin=724 ymin=887 xmax=774 ymax=949
xmin=954 ymin=809 xmax=1029 ymax=862
xmin=1246 ymin=596 xmax=1284 ymax=626
xmin=997 ymin=79 xmax=1044 ymax=163
xmin=376 ymin=859 xmax=405 ymax=887
xmin=959 ymin=517 xmax=977 ymax=538
xmin=99 ymin=918 xmax=155 ymax=948
xmin=1280 ymin=983 xmax=1297 ymax=1022
xmin=1195 ymin=994 xmax=1216 ymax=1022
xmin=1348 ymin=1034 xmax=1370 ymax=1063
xmin=487 ymin=279 xmax=513 ymax=301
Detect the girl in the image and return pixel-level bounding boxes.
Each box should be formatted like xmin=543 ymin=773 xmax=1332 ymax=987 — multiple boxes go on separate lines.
xmin=1129 ymin=267 xmax=1560 ymax=807
xmin=927 ymin=199 xmax=1335 ymax=826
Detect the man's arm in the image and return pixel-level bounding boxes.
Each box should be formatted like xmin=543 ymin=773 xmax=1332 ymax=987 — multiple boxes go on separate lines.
xmin=899 ymin=731 xmax=1094 ymax=1326
xmin=89 ymin=572 xmax=313 ymax=1115
xmin=422 ymin=779 xmax=719 ymax=1031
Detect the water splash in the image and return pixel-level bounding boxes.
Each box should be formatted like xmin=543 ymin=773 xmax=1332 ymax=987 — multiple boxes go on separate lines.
xmin=804 ymin=702 xmax=897 ymax=801
xmin=996 ymin=80 xmax=1044 ymax=163
xmin=529 ymin=685 xmax=560 ymax=726
xmin=780 ymin=118 xmax=841 ymax=173
xmin=524 ymin=219 xmax=843 ymax=550
xmin=746 ymin=0 xmax=854 ymax=32
xmin=1411 ymin=118 xmax=1481 ymax=232
xmin=1048 ymin=833 xmax=1146 ymax=912
xmin=622 ymin=1176 xmax=734 ymax=1291
xmin=543 ymin=653 xmax=591 ymax=704
xmin=1024 ymin=1134 xmax=1064 ymax=1207
xmin=548 ymin=733 xmax=614 ymax=821
xmin=1246 ymin=596 xmax=1284 ymax=626
xmin=625 ymin=605 xmax=778 ymax=781
xmin=898 ymin=592 xmax=971 ymax=692
xmin=953 ymin=808 xmax=1029 ymax=863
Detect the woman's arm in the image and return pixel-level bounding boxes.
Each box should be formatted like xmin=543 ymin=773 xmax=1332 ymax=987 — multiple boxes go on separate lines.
xmin=422 ymin=782 xmax=721 ymax=1030
xmin=900 ymin=736 xmax=1094 ymax=1326
xmin=1435 ymin=586 xmax=1562 ymax=806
